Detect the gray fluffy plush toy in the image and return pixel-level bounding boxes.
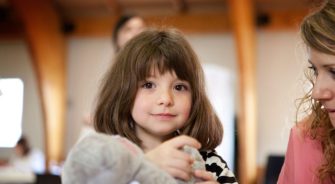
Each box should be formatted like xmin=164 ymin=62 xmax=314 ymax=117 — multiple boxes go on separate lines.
xmin=62 ymin=132 xmax=206 ymax=184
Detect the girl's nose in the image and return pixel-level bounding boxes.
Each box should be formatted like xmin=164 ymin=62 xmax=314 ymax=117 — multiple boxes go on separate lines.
xmin=157 ymin=90 xmax=174 ymax=106
xmin=311 ymin=77 xmax=332 ymax=101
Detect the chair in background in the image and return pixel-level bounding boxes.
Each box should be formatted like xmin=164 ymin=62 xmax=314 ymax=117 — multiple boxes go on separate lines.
xmin=35 ymin=174 xmax=61 ymax=184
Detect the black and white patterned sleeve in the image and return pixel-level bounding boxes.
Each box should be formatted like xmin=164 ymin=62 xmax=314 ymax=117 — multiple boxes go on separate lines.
xmin=200 ymin=150 xmax=238 ymax=184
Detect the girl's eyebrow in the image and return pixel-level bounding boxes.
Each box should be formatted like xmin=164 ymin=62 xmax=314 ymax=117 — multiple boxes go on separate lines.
xmin=177 ymin=79 xmax=190 ymax=83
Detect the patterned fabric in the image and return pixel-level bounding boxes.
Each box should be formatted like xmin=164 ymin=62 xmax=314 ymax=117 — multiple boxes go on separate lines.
xmin=200 ymin=150 xmax=238 ymax=184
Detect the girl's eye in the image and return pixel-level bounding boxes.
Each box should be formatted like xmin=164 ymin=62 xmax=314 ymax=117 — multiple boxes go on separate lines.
xmin=174 ymin=84 xmax=189 ymax=91
xmin=142 ymin=82 xmax=154 ymax=89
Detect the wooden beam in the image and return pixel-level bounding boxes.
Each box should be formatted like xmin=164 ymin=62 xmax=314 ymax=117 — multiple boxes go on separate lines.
xmin=67 ymin=12 xmax=230 ymax=37
xmin=0 ymin=21 xmax=24 ymax=39
xmin=256 ymin=9 xmax=310 ymax=31
xmin=0 ymin=9 xmax=310 ymax=39
xmin=10 ymin=0 xmax=66 ymax=170
xmin=228 ymin=0 xmax=257 ymax=184
xmin=66 ymin=10 xmax=308 ymax=37
xmin=170 ymin=0 xmax=188 ymax=13
xmin=106 ymin=0 xmax=122 ymax=16
xmin=146 ymin=13 xmax=230 ymax=33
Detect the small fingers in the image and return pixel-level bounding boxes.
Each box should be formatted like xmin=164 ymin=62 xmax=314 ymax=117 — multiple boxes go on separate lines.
xmin=195 ymin=182 xmax=218 ymax=184
xmin=166 ymin=151 xmax=194 ymax=173
xmin=152 ymin=149 xmax=194 ymax=180
xmin=172 ymin=149 xmax=194 ymax=164
xmin=166 ymin=167 xmax=193 ymax=181
xmin=167 ymin=135 xmax=201 ymax=149
xmin=194 ymin=170 xmax=217 ymax=182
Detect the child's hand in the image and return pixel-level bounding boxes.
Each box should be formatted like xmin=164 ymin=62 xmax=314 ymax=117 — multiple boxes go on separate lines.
xmin=145 ymin=135 xmax=201 ymax=181
xmin=194 ymin=170 xmax=219 ymax=184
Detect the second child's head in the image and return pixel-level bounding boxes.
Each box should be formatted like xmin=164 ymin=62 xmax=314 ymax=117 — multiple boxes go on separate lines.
xmin=15 ymin=136 xmax=31 ymax=157
xmin=95 ymin=28 xmax=222 ymax=150
xmin=112 ymin=15 xmax=146 ymax=52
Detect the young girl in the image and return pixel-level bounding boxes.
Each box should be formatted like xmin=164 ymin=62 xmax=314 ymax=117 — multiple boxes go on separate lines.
xmin=94 ymin=28 xmax=237 ymax=184
xmin=278 ymin=0 xmax=335 ymax=183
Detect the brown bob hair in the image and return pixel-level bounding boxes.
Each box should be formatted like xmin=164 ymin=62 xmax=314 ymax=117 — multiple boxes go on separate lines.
xmin=94 ymin=28 xmax=223 ymax=150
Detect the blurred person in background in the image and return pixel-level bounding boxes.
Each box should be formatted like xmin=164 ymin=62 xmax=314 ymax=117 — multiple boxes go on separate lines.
xmin=9 ymin=136 xmax=45 ymax=174
xmin=112 ymin=14 xmax=146 ymax=52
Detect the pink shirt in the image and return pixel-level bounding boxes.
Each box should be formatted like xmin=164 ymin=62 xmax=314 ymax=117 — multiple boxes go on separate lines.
xmin=278 ymin=125 xmax=331 ymax=184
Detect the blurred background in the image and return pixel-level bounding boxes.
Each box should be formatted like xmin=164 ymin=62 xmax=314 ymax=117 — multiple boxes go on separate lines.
xmin=0 ymin=0 xmax=323 ymax=183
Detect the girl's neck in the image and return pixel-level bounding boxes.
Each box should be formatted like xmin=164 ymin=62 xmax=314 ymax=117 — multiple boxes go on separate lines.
xmin=136 ymin=127 xmax=174 ymax=152
xmin=141 ymin=136 xmax=162 ymax=153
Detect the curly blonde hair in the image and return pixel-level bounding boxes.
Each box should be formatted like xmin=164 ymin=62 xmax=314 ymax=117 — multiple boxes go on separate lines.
xmin=299 ymin=0 xmax=335 ymax=182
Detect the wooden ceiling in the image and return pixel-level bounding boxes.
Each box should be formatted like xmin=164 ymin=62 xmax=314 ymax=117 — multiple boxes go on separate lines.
xmin=0 ymin=0 xmax=324 ymax=38
xmin=54 ymin=0 xmax=320 ymax=16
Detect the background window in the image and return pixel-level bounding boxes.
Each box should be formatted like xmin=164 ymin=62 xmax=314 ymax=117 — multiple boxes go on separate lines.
xmin=0 ymin=78 xmax=24 ymax=147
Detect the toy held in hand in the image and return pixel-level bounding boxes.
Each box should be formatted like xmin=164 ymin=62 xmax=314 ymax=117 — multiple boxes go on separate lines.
xmin=62 ymin=132 xmax=206 ymax=184
xmin=180 ymin=145 xmax=206 ymax=184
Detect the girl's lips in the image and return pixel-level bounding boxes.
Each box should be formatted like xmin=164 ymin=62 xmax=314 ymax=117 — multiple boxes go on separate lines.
xmin=152 ymin=113 xmax=176 ymax=120
xmin=151 ymin=112 xmax=175 ymax=116
xmin=156 ymin=113 xmax=174 ymax=116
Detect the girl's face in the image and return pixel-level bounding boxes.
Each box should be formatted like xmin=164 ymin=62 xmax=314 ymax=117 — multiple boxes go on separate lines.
xmin=308 ymin=49 xmax=335 ymax=127
xmin=131 ymin=68 xmax=192 ymax=145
